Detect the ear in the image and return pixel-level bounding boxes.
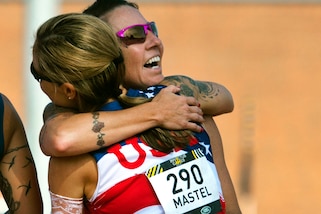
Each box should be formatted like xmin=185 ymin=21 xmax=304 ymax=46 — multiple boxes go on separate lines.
xmin=61 ymin=83 xmax=77 ymax=100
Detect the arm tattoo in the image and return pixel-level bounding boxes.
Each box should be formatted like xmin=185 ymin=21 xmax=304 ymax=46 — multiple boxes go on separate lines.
xmin=194 ymin=81 xmax=220 ymax=99
xmin=18 ymin=180 xmax=32 ymax=196
xmin=0 ymin=145 xmax=35 ymax=213
xmin=43 ymin=103 xmax=79 ymax=122
xmin=163 ymin=75 xmax=221 ymax=103
xmin=22 ymin=157 xmax=34 ymax=168
xmin=4 ymin=144 xmax=28 ymax=155
xmin=2 ymin=144 xmax=33 ymax=171
xmin=92 ymin=112 xmax=106 ymax=147
xmin=163 ymin=75 xmax=195 ymax=96
xmin=179 ymin=84 xmax=195 ymax=97
xmin=2 ymin=156 xmax=16 ymax=170
xmin=0 ymin=172 xmax=20 ymax=213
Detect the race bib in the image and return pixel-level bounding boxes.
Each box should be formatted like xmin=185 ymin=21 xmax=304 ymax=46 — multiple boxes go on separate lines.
xmin=146 ymin=149 xmax=222 ymax=214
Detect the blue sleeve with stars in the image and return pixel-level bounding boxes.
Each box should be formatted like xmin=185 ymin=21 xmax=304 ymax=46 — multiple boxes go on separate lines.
xmin=126 ymin=85 xmax=166 ymax=99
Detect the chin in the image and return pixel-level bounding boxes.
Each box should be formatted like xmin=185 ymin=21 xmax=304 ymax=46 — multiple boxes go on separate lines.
xmin=150 ymin=76 xmax=164 ymax=86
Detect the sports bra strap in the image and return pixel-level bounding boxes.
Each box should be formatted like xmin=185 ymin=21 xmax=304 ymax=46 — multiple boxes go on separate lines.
xmin=50 ymin=191 xmax=84 ymax=214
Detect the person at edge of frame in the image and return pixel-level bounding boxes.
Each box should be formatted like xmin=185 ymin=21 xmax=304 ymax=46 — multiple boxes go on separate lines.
xmin=0 ymin=93 xmax=43 ymax=213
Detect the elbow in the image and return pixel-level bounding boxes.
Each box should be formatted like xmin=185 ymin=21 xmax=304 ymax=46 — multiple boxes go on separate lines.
xmin=219 ymin=85 xmax=234 ymax=114
xmin=40 ymin=131 xmax=71 ymax=157
xmin=225 ymin=92 xmax=234 ymax=113
xmin=213 ymin=90 xmax=234 ymax=115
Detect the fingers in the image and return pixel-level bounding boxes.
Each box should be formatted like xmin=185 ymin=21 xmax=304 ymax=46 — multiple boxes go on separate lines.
xmin=152 ymin=86 xmax=205 ymax=131
xmin=161 ymin=85 xmax=201 ymax=108
xmin=184 ymin=121 xmax=204 ymax=133
xmin=161 ymin=85 xmax=181 ymax=94
xmin=183 ymin=106 xmax=205 ymax=132
xmin=187 ymin=105 xmax=204 ymax=122
xmin=185 ymin=96 xmax=201 ymax=108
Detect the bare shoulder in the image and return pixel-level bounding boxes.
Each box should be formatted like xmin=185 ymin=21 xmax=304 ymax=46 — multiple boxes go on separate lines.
xmin=1 ymin=94 xmax=20 ymax=120
xmin=49 ymin=154 xmax=97 ymax=198
xmin=43 ymin=103 xmax=79 ymax=122
xmin=49 ymin=154 xmax=95 ymax=186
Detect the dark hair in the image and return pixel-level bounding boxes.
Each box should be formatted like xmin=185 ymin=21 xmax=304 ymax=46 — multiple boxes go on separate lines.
xmin=84 ymin=0 xmax=194 ymax=153
xmin=83 ymin=0 xmax=138 ymax=17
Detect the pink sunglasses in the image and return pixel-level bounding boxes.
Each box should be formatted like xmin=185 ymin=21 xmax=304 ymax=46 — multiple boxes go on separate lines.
xmin=116 ymin=22 xmax=158 ymax=46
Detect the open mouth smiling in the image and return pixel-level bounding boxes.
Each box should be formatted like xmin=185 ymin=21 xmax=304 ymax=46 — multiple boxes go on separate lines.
xmin=144 ymin=56 xmax=160 ymax=68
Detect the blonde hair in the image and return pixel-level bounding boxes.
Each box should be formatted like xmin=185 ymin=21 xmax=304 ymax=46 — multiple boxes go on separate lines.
xmin=33 ymin=13 xmax=124 ymax=112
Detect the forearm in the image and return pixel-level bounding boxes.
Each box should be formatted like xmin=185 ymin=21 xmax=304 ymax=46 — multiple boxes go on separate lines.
xmin=40 ymin=86 xmax=204 ymax=157
xmin=41 ymin=99 xmax=204 ymax=156
xmin=41 ymin=103 xmax=161 ymax=156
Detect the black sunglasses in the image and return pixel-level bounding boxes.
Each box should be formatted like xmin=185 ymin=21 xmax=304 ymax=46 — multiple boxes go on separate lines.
xmin=116 ymin=22 xmax=158 ymax=46
xmin=30 ymin=62 xmax=53 ymax=82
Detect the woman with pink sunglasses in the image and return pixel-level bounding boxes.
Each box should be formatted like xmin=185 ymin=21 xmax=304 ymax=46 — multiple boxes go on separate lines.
xmin=38 ymin=0 xmax=240 ymax=213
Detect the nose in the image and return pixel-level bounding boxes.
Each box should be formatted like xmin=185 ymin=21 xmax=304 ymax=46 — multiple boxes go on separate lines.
xmin=146 ymin=30 xmax=162 ymax=48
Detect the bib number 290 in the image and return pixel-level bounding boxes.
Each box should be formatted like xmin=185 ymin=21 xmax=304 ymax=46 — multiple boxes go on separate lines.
xmin=167 ymin=164 xmax=203 ymax=194
xmin=146 ymin=152 xmax=221 ymax=213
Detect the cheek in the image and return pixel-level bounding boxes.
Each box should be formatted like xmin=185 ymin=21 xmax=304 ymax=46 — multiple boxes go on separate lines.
xmin=40 ymin=82 xmax=55 ymax=100
xmin=122 ymin=46 xmax=143 ymax=66
xmin=123 ymin=52 xmax=142 ymax=81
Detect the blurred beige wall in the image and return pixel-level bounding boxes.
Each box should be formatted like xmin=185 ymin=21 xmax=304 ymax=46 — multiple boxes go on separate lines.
xmin=1 ymin=2 xmax=321 ymax=213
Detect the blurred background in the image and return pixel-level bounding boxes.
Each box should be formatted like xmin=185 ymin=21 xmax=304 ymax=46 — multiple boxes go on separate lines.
xmin=0 ymin=0 xmax=321 ymax=213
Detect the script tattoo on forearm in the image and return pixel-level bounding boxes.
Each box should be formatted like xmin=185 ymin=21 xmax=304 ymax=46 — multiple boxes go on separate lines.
xmin=92 ymin=112 xmax=106 ymax=147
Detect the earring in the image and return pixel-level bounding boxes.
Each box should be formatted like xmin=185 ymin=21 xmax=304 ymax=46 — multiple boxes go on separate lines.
xmin=68 ymin=97 xmax=71 ymax=100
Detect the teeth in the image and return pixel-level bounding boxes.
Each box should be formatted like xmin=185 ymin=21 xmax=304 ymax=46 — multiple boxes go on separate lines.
xmin=146 ymin=56 xmax=160 ymax=65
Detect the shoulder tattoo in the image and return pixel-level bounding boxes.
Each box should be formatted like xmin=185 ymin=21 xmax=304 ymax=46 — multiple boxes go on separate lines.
xmin=195 ymin=81 xmax=220 ymax=99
